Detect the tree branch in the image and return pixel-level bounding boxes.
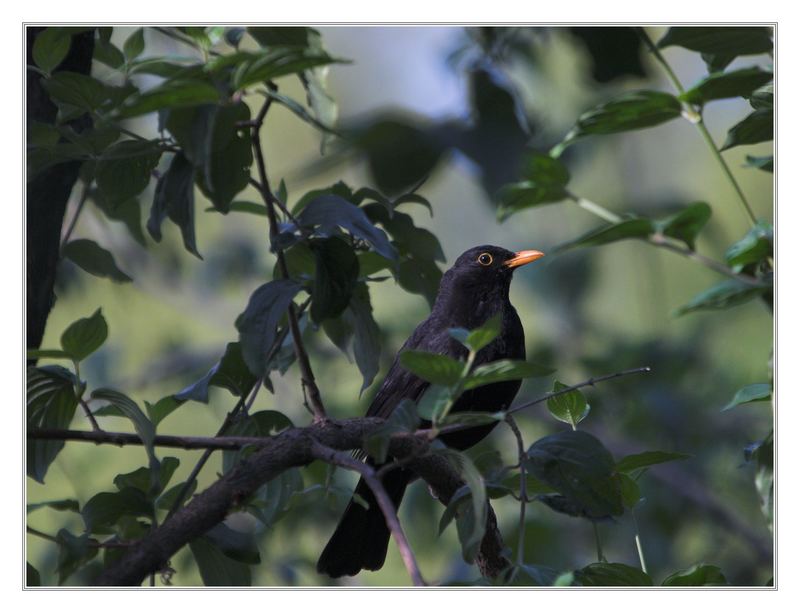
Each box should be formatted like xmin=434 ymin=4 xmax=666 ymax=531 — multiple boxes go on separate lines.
xmin=309 ymin=441 xmax=426 ymax=586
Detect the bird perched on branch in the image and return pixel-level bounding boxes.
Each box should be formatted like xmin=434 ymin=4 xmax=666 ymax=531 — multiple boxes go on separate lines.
xmin=316 ymin=245 xmax=545 ymax=578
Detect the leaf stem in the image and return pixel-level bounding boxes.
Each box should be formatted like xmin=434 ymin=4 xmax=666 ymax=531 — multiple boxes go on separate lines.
xmin=636 ymin=27 xmax=758 ymax=226
xmin=505 ymin=415 xmax=528 ymax=567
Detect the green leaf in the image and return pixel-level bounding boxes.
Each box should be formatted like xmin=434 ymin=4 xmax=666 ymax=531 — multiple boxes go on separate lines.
xmin=27 ymin=348 xmax=71 ymax=360
xmin=680 ymin=67 xmax=773 ymax=105
xmin=122 ymin=28 xmax=145 ymax=61
xmin=27 ymin=366 xmax=79 ymax=483
xmin=91 ymin=195 xmax=147 ymax=247
xmin=203 ymin=523 xmax=261 ymax=565
xmin=248 ymin=26 xmax=315 ymax=47
xmin=496 ymin=152 xmax=571 ymax=219
xmin=157 ymin=479 xmax=197 ymax=511
xmin=547 ymin=380 xmax=590 ymax=428
xmin=62 ymin=238 xmax=132 ymax=283
xmin=400 ymin=350 xmax=464 ymax=386
xmin=439 ymin=411 xmax=505 ymax=428
xmin=416 ymin=385 xmax=453 ymax=422
xmin=118 ymin=79 xmax=220 ymax=118
xmin=463 ymin=360 xmax=555 ymax=390
xmin=722 ymin=383 xmax=771 ymax=411
xmin=574 ymin=562 xmax=653 ymax=586
xmin=197 ymin=102 xmax=253 ymax=212
xmin=81 ymin=488 xmax=153 ymax=533
xmin=175 ymin=342 xmax=257 ymax=404
xmin=618 ymin=473 xmax=641 ymax=509
xmin=725 ymin=221 xmax=773 ymax=269
xmin=397 ymin=257 xmax=443 ymax=309
xmin=310 ymin=237 xmax=360 ymax=323
xmin=296 ymin=194 xmax=398 ymax=261
xmin=616 ymin=450 xmax=691 ymax=473
xmin=60 ymin=308 xmax=108 ymax=361
xmin=656 ymin=202 xmax=712 ymax=250
xmin=362 ymin=204 xmax=445 ymax=262
xmin=94 ymin=37 xmax=125 ymax=70
xmin=113 ymin=457 xmax=180 ymax=498
xmin=148 ymin=152 xmax=200 ymax=258
xmin=55 ymin=529 xmax=97 ymax=585
xmin=207 ymin=200 xmax=268 ymax=216
xmin=657 ymin=27 xmax=773 ymax=57
xmin=144 ymin=395 xmax=184 ymax=427
xmin=750 ymin=83 xmax=773 ymax=110
xmin=95 ymin=140 xmax=162 ymax=205
xmin=33 ymin=28 xmax=71 ymax=73
xmin=674 ymin=279 xmax=770 ymax=316
xmin=364 ymin=399 xmax=421 ymax=463
xmin=222 ymin=410 xmax=294 ymax=472
xmin=556 ymin=219 xmax=655 ymax=252
xmin=43 ymin=72 xmax=133 ymax=114
xmin=235 ymin=279 xmax=303 ymax=377
xmin=744 ymin=154 xmax=773 ymax=173
xmin=662 ymin=564 xmax=727 ymax=586
xmin=449 ymin=314 xmax=501 ymax=352
xmin=438 ymin=449 xmax=487 ymax=563
xmin=345 ymin=283 xmax=383 ymax=392
xmin=721 ymin=109 xmax=773 ymax=150
xmin=232 ymin=47 xmax=343 ymax=91
xmin=554 ymin=91 xmax=681 ymax=155
xmin=26 ymin=498 xmax=80 ymax=514
xmin=526 ymin=430 xmax=624 ymax=518
xmin=189 ymin=536 xmax=252 ymax=586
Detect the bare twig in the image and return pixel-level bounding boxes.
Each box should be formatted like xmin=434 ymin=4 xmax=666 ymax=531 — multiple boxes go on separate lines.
xmin=79 ymin=398 xmax=102 ymax=433
xmin=309 ymin=440 xmax=426 ymax=586
xmin=505 ymin=415 xmax=527 ymax=568
xmin=27 ymin=525 xmax=131 ymax=549
xmin=250 ymin=94 xmax=327 ymax=421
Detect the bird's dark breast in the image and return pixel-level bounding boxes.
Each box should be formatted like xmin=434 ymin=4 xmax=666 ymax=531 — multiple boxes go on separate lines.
xmin=439 ymin=305 xmax=525 ymax=451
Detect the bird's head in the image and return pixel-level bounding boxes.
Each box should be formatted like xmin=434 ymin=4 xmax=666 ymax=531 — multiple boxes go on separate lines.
xmin=434 ymin=245 xmax=545 ymax=320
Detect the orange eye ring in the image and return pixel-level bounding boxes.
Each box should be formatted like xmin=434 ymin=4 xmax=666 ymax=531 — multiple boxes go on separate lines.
xmin=477 ymin=252 xmax=493 ymax=266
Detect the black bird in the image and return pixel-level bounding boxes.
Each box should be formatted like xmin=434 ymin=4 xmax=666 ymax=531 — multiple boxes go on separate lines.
xmin=317 ymin=245 xmax=545 ymax=578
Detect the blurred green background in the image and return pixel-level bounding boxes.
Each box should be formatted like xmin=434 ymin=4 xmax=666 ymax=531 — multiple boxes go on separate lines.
xmin=27 ymin=26 xmax=773 ymax=586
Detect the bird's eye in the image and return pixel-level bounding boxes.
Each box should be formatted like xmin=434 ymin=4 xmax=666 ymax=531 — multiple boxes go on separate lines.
xmin=477 ymin=253 xmax=493 ymax=266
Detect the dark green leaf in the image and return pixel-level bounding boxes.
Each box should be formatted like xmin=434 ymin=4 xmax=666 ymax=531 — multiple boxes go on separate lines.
xmin=657 ymin=27 xmax=773 ymax=57
xmin=190 ymin=536 xmax=252 ymax=586
xmin=122 ymin=28 xmax=145 ymax=61
xmin=750 ymin=83 xmax=773 ymax=110
xmin=113 ymin=457 xmax=179 ymax=497
xmin=725 ymin=221 xmax=773 ymax=269
xmin=235 ymin=279 xmax=303 ymax=377
xmin=222 ymin=410 xmax=294 ymax=472
xmin=721 ymin=109 xmax=773 ymax=150
xmin=616 ymin=451 xmax=691 ymax=473
xmin=62 ymin=239 xmax=132 ymax=283
xmin=439 ymin=411 xmax=505 ymax=428
xmin=248 ymin=26 xmax=314 ymax=47
xmin=397 ymin=258 xmax=443 ymax=308
xmin=464 ymin=360 xmax=555 ymax=390
xmin=547 ymin=380 xmax=590 ymax=428
xmin=149 ymin=152 xmax=200 ymax=258
xmin=60 ymin=308 xmax=108 ymax=361
xmin=95 ymin=140 xmax=162 ymax=205
xmin=27 ymin=499 xmax=80 ymax=514
xmin=43 ymin=72 xmax=134 ymax=114
xmin=449 ymin=314 xmax=501 ymax=352
xmin=722 ymin=383 xmax=771 ymax=411
xmin=157 ymin=479 xmax=197 ymax=510
xmin=554 ymin=91 xmax=681 ymax=155
xmin=232 ymin=47 xmax=343 ymax=91
xmin=26 ymin=562 xmax=41 ymax=586
xmin=208 ymin=200 xmax=268 ymax=216
xmin=27 ymin=348 xmax=71 ymax=360
xmin=680 ymin=67 xmax=773 ymax=105
xmin=496 ymin=182 xmax=569 ymax=221
xmin=674 ymin=279 xmax=770 ymax=316
xmin=175 ymin=342 xmax=257 ymax=403
xmin=81 ymin=488 xmax=153 ymax=532
xmin=310 ymin=237 xmax=359 ymax=323
xmin=203 ymin=523 xmax=261 ymax=565
xmin=574 ymin=562 xmax=653 ymax=586
xmin=33 ymin=28 xmax=71 ymax=73
xmin=343 ymin=283 xmax=382 ymax=392
xmin=400 ymin=350 xmax=464 ymax=386
xmin=296 ymin=194 xmax=398 ymax=261
xmin=656 ymin=202 xmax=712 ymax=250
xmin=438 ymin=449 xmax=487 ymax=563
xmin=365 ymin=399 xmax=421 ymax=463
xmin=662 ymin=564 xmax=727 ymax=586
xmin=619 ymin=473 xmax=641 ymax=509
xmin=91 ymin=195 xmax=147 ymax=246
xmin=94 ymin=37 xmax=125 ymax=69
xmin=526 ymin=430 xmax=624 ymax=518
xmin=27 ymin=366 xmax=79 ymax=483
xmin=744 ymin=154 xmax=773 ymax=173
xmin=362 ymin=204 xmax=445 ymax=262
xmin=556 ymin=219 xmax=655 ymax=252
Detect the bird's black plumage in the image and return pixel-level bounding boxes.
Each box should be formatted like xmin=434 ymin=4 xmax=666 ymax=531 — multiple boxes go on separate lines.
xmin=317 ymin=245 xmax=542 ymax=578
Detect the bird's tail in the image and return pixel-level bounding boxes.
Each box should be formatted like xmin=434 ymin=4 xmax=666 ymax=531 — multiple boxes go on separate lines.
xmin=316 ymin=467 xmax=410 ymax=578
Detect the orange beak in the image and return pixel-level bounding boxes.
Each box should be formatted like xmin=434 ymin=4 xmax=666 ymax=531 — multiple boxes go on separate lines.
xmin=504 ymin=249 xmax=545 ymax=269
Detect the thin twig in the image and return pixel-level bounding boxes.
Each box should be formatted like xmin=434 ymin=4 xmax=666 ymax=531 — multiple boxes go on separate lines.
xmin=251 ymin=94 xmax=327 ymax=422
xmin=636 ymin=27 xmax=758 ymax=226
xmin=309 ymin=440 xmax=426 ymax=586
xmin=505 ymin=415 xmax=527 ymax=568
xmin=60 ymin=181 xmax=90 ymax=250
xmin=27 ymin=525 xmax=131 ymax=549
xmin=79 ymin=398 xmax=102 ymax=433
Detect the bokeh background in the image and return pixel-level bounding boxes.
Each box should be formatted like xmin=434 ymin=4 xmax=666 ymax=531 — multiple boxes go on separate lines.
xmin=27 ymin=26 xmax=774 ymax=586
